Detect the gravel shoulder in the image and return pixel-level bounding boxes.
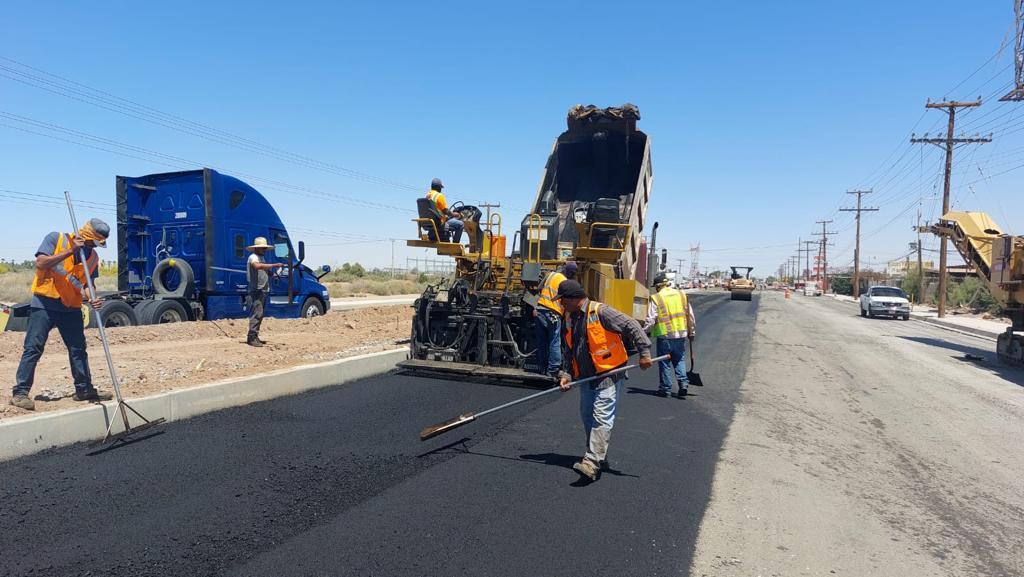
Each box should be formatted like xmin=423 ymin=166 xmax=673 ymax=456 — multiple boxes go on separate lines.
xmin=690 ymin=291 xmax=1024 ymax=577
xmin=0 ymin=305 xmax=411 ymax=420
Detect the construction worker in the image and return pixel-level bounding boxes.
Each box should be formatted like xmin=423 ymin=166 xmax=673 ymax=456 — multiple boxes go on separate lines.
xmin=246 ymin=237 xmax=284 ymax=347
xmin=10 ymin=219 xmax=111 ymax=411
xmin=533 ymin=262 xmax=577 ymax=377
xmin=642 ymin=273 xmax=696 ymax=398
xmin=556 ymin=280 xmax=652 ymax=482
xmin=425 ymin=178 xmax=463 ymax=244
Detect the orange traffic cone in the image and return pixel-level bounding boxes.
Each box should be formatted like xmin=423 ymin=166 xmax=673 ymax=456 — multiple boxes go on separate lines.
xmin=784 ymin=288 xmax=791 ymax=299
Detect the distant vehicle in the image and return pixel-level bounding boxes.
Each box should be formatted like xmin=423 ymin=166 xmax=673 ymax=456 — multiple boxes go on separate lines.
xmin=860 ymin=286 xmax=910 ymax=320
xmin=803 ymin=281 xmax=822 ymax=296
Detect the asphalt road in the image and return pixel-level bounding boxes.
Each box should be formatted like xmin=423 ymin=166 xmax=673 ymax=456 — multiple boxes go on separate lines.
xmin=0 ymin=291 xmax=753 ymax=577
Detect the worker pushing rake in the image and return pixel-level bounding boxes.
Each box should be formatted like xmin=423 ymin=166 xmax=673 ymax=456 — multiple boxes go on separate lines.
xmin=422 ymin=280 xmax=663 ymax=482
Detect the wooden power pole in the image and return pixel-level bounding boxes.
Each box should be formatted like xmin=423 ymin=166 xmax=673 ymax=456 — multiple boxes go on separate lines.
xmin=911 ymin=100 xmax=991 ymax=317
xmin=840 ymin=189 xmax=878 ymax=298
xmin=814 ymin=220 xmax=837 ymax=293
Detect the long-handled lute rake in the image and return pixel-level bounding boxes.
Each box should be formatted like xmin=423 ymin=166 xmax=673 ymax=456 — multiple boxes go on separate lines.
xmin=420 ymin=354 xmax=670 ymax=441
xmin=65 ymin=191 xmax=166 ymax=445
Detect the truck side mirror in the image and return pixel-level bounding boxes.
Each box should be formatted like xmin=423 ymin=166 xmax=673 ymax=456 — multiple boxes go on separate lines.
xmin=316 ymin=264 xmax=331 ymax=280
xmin=298 ymin=241 xmax=306 ymax=263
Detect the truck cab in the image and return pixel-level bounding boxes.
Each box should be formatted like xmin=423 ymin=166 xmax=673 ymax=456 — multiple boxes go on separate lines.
xmin=116 ymin=168 xmax=330 ymax=323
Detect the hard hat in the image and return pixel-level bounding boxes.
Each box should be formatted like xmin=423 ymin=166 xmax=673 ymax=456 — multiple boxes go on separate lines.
xmin=653 ymin=272 xmax=670 ymax=286
xmin=430 ymin=178 xmax=444 ymax=190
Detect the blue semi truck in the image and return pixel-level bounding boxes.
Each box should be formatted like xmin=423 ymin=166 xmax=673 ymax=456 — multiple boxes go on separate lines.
xmin=106 ymin=168 xmax=332 ymax=326
xmin=4 ymin=168 xmax=332 ymax=330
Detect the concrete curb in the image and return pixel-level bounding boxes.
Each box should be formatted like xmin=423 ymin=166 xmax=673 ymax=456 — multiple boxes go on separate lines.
xmin=0 ymin=348 xmax=408 ymax=463
xmin=908 ymin=314 xmax=1001 ymax=341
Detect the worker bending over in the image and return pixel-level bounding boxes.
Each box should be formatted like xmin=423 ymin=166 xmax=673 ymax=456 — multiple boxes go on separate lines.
xmin=425 ymin=178 xmax=463 ymax=244
xmin=556 ymin=280 xmax=652 ymax=481
xmin=533 ymin=261 xmax=577 ymax=377
xmin=11 ymin=219 xmax=111 ymax=411
xmin=643 ymin=273 xmax=696 ymax=398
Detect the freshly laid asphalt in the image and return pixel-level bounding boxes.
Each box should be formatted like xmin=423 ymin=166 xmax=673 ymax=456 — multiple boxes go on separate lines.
xmin=0 ymin=291 xmax=757 ymax=577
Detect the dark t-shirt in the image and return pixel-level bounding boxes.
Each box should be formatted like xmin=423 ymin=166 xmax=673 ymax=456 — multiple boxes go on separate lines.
xmin=30 ymin=232 xmax=98 ymax=312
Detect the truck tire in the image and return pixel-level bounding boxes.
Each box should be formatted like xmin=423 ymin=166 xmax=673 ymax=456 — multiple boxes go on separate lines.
xmin=860 ymin=306 xmax=866 ymax=317
xmin=300 ymin=297 xmax=325 ymax=318
xmin=139 ymin=299 xmax=189 ymax=325
xmin=95 ymin=300 xmax=138 ymax=328
xmin=152 ymin=258 xmax=195 ymax=298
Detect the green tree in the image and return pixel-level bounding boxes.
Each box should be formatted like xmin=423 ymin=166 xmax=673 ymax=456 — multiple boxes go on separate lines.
xmin=831 ymin=276 xmax=853 ymax=296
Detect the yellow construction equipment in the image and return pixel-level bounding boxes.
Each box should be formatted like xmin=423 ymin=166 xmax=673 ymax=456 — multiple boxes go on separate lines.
xmin=727 ymin=267 xmax=754 ymax=301
xmin=932 ymin=211 xmax=1024 ymax=366
xmin=399 ymin=104 xmax=654 ymax=384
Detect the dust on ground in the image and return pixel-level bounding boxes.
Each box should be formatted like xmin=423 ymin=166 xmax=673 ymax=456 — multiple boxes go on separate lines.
xmin=0 ymin=305 xmax=412 ymax=420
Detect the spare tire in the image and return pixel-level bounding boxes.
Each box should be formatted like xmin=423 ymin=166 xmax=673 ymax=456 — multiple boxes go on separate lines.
xmin=152 ymin=258 xmax=195 ymax=298
xmin=139 ymin=299 xmax=189 ymax=325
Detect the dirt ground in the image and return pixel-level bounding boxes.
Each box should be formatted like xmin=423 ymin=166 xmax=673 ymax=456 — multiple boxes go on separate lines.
xmin=0 ymin=305 xmax=412 ymax=420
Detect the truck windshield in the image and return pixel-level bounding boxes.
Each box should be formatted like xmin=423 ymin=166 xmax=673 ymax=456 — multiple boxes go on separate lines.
xmin=872 ymin=287 xmax=906 ymax=298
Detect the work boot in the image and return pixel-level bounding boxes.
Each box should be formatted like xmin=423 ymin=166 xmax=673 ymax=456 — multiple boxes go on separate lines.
xmin=247 ymin=337 xmax=263 ymax=347
xmin=654 ymin=390 xmax=669 ymax=398
xmin=73 ymin=388 xmax=111 ymax=402
xmin=9 ymin=394 xmax=35 ymax=411
xmin=677 ymin=388 xmax=688 ymax=399
xmin=572 ymin=458 xmax=599 ymax=482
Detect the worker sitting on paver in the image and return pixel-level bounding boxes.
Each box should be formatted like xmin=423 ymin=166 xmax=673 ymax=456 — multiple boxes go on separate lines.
xmin=425 ymin=178 xmax=463 ymax=244
xmin=11 ymin=219 xmax=112 ymax=411
xmin=532 ymin=262 xmax=577 ymax=377
xmin=246 ymin=237 xmax=284 ymax=347
xmin=556 ymin=280 xmax=652 ymax=481
xmin=642 ymin=273 xmax=696 ymax=398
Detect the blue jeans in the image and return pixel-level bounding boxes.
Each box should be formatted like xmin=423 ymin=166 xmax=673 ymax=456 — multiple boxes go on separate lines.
xmin=445 ymin=218 xmax=463 ymax=243
xmin=14 ymin=307 xmax=93 ymax=396
xmin=579 ymin=376 xmax=625 ymax=464
xmin=656 ymin=337 xmax=688 ymax=392
xmin=533 ymin=309 xmax=562 ymax=376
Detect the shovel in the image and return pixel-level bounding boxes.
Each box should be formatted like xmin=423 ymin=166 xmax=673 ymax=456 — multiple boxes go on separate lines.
xmin=420 ymin=354 xmax=670 ymax=441
xmin=686 ymin=338 xmax=704 ymax=387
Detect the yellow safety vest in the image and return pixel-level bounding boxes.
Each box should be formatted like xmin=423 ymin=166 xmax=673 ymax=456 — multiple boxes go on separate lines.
xmin=650 ymin=287 xmax=688 ymax=337
xmin=31 ymin=233 xmax=98 ymax=309
xmin=425 ymin=190 xmax=448 ymax=222
xmin=537 ymin=271 xmax=567 ymax=314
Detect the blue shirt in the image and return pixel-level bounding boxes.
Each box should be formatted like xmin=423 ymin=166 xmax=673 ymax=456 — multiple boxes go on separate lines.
xmin=30 ymin=232 xmax=98 ymax=312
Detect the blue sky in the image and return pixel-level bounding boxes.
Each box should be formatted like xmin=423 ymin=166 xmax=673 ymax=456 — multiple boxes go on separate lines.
xmin=2 ymin=1 xmax=1022 ymax=278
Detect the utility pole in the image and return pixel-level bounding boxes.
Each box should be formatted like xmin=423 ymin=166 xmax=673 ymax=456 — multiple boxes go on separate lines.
xmin=814 ymin=220 xmax=837 ymax=293
xmin=911 ymin=99 xmax=991 ymax=317
xmin=477 ymin=202 xmax=501 ymax=227
xmin=803 ymin=240 xmax=816 ymax=283
xmin=1003 ymin=0 xmax=1024 ymax=101
xmin=840 ymin=189 xmax=879 ymax=298
xmin=796 ymin=238 xmax=804 ymax=281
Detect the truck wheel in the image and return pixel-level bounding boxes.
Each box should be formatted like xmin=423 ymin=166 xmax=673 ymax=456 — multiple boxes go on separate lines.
xmin=301 ymin=297 xmax=325 ymax=318
xmin=152 ymin=258 xmax=195 ymax=298
xmin=96 ymin=300 xmax=138 ymax=328
xmin=140 ymin=299 xmax=189 ymax=325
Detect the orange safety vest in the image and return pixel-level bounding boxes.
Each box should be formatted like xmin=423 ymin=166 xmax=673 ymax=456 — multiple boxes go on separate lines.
xmin=426 ymin=190 xmax=448 ymax=222
xmin=564 ymin=300 xmax=629 ymax=378
xmin=31 ymin=233 xmax=98 ymax=309
xmin=537 ymin=271 xmax=567 ymax=314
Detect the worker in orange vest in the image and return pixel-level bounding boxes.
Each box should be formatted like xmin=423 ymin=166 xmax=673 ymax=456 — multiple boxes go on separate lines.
xmin=11 ymin=219 xmax=111 ymax=411
xmin=424 ymin=178 xmax=463 ymax=244
xmin=556 ymin=280 xmax=652 ymax=482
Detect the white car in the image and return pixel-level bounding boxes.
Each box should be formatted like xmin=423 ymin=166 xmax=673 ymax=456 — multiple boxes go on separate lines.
xmin=860 ymin=286 xmax=910 ymax=320
xmin=803 ymin=281 xmax=822 ymax=296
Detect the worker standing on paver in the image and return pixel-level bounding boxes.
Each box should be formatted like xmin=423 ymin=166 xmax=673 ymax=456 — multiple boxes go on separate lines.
xmin=556 ymin=280 xmax=652 ymax=481
xmin=425 ymin=178 xmax=464 ymax=244
xmin=246 ymin=237 xmax=284 ymax=347
xmin=642 ymin=273 xmax=696 ymax=398
xmin=533 ymin=262 xmax=578 ymax=377
xmin=10 ymin=219 xmax=111 ymax=411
